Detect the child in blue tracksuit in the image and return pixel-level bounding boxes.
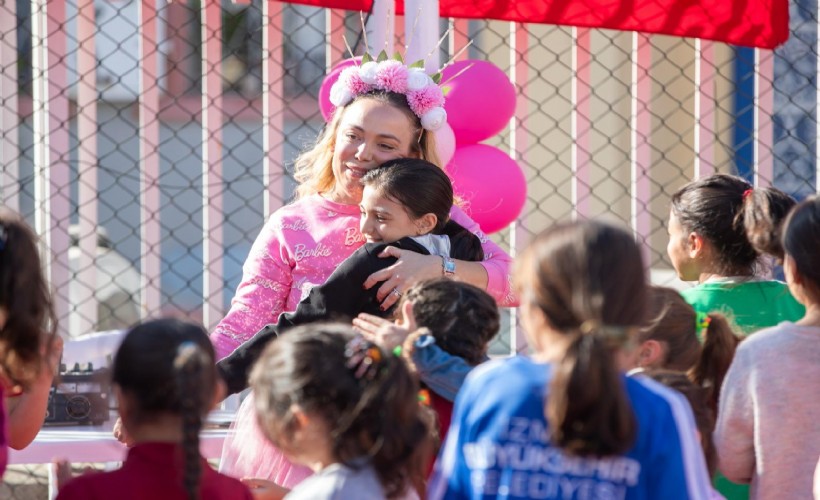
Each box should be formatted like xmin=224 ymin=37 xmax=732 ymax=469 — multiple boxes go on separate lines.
xmin=428 ymin=220 xmax=713 ymax=500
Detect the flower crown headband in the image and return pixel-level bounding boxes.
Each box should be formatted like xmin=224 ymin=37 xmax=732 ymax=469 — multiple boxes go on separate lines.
xmin=329 ymin=51 xmax=447 ymax=132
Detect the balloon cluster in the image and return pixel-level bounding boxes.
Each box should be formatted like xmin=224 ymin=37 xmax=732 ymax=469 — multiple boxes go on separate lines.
xmin=319 ymin=59 xmax=526 ymax=234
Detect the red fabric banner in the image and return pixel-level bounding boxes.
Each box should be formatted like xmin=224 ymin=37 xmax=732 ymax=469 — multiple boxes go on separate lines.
xmin=275 ymin=0 xmax=372 ymax=11
xmin=283 ymin=0 xmax=789 ymax=49
xmin=402 ymin=0 xmax=790 ymax=49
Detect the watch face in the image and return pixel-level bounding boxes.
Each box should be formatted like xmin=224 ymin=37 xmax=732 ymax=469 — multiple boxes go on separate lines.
xmin=444 ymin=258 xmax=456 ymax=274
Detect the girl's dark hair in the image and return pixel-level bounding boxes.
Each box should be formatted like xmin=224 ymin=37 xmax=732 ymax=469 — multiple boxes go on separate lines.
xmin=638 ymin=287 xmax=701 ymax=371
xmin=643 ymin=370 xmax=717 ymax=476
xmin=250 ymin=324 xmax=431 ymax=499
xmin=114 ymin=318 xmax=217 ymax=500
xmin=670 ymin=174 xmax=796 ymax=275
xmin=639 ymin=286 xmax=739 ymax=411
xmin=362 ymin=158 xmax=484 ymax=262
xmin=0 ymin=208 xmax=57 ymax=387
xmin=782 ymin=196 xmax=820 ymax=300
xmin=514 ymin=220 xmax=645 ymax=457
xmin=401 ymin=278 xmax=499 ymax=365
xmin=689 ymin=312 xmax=739 ymax=413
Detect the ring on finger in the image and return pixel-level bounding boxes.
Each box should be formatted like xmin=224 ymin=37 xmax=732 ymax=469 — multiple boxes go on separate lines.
xmin=390 ymin=287 xmax=402 ymax=298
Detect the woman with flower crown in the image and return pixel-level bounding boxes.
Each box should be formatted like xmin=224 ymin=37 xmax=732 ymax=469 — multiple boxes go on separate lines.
xmin=207 ymin=56 xmax=516 ymax=489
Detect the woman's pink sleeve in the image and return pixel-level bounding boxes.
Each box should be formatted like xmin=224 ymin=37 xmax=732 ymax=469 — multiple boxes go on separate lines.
xmin=210 ymin=220 xmax=293 ymax=360
xmin=450 ymin=206 xmax=518 ymax=307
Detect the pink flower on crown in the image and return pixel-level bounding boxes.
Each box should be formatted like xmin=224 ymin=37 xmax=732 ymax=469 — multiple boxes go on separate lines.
xmin=374 ymin=60 xmax=409 ymax=94
xmin=407 ymin=84 xmax=445 ymax=117
xmin=338 ymin=66 xmax=370 ymax=95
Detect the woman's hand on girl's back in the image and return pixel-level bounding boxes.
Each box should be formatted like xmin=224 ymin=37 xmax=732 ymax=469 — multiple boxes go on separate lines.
xmin=363 ymin=248 xmax=442 ymax=309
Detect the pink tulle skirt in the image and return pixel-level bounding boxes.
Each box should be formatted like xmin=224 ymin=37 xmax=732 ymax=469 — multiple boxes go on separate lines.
xmin=218 ymin=391 xmax=313 ymax=488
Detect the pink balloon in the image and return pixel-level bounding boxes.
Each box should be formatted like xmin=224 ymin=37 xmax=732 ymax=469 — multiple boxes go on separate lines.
xmin=441 ymin=60 xmax=517 ymax=145
xmin=318 ymin=57 xmax=361 ymax=121
xmin=447 ymin=144 xmax=527 ymax=234
xmin=434 ymin=122 xmax=456 ymax=166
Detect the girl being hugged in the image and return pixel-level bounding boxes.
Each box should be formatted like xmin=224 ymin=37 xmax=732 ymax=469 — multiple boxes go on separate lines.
xmin=715 ymin=196 xmax=820 ymax=500
xmin=248 ymin=324 xmax=432 ymax=500
xmin=211 ymin=55 xmax=515 ymax=486
xmin=429 ymin=220 xmax=712 ymax=500
xmin=217 ymin=158 xmax=484 ymax=395
xmin=57 ymin=319 xmax=252 ymax=500
xmin=667 ymin=174 xmax=803 ymax=334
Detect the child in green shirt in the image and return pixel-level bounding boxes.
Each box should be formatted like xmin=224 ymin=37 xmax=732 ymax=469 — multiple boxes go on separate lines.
xmin=666 ymin=174 xmax=805 ymax=499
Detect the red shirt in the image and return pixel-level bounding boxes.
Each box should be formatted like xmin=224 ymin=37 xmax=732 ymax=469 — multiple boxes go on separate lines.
xmin=429 ymin=391 xmax=453 ymax=443
xmin=56 ymin=442 xmax=252 ymax=500
xmin=0 ymin=384 xmax=7 ymax=478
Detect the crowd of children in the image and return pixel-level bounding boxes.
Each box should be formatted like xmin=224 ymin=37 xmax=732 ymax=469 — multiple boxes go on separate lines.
xmin=0 ymin=51 xmax=818 ymax=500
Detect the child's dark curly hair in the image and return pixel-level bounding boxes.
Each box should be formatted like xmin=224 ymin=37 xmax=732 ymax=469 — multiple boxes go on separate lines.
xmin=251 ymin=324 xmax=432 ymax=499
xmin=400 ymin=278 xmax=500 ymax=365
xmin=0 ymin=208 xmax=57 ymax=387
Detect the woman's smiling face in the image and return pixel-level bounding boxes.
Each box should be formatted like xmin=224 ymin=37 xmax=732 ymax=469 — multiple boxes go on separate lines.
xmin=330 ymin=98 xmax=416 ymax=205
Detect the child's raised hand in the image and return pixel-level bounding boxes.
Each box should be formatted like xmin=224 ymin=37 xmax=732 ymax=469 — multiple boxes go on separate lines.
xmin=353 ymin=301 xmax=417 ymax=351
xmin=241 ymin=478 xmax=290 ymax=500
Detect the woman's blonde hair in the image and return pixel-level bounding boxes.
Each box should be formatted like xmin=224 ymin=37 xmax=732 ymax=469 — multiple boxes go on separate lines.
xmin=292 ymin=91 xmax=442 ymax=200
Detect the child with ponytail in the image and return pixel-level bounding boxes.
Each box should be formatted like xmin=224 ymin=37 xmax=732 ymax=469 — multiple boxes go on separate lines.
xmin=247 ymin=323 xmax=432 ymax=499
xmin=667 ymin=174 xmax=802 ymax=499
xmin=429 ymin=220 xmax=712 ymax=500
xmin=634 ymin=286 xmax=740 ymax=411
xmin=57 ymin=319 xmax=251 ymax=500
xmin=667 ymin=174 xmax=803 ymax=334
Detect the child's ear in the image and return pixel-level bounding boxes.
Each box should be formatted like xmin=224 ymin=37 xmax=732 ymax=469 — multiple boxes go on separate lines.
xmin=398 ymin=300 xmax=417 ymax=331
xmin=415 ymin=213 xmax=438 ymax=235
xmin=114 ymin=385 xmax=132 ymax=423
xmin=687 ymin=231 xmax=705 ymax=259
xmin=784 ymin=254 xmax=802 ymax=286
xmin=210 ymin=378 xmax=227 ymax=410
xmin=637 ymin=339 xmax=664 ymax=368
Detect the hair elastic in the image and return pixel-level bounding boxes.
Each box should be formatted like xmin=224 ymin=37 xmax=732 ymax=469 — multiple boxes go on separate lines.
xmin=344 ymin=336 xmax=384 ymax=381
xmin=695 ymin=311 xmax=712 ymax=343
xmin=742 ymin=188 xmax=754 ymax=200
xmin=578 ymin=320 xmax=637 ymax=349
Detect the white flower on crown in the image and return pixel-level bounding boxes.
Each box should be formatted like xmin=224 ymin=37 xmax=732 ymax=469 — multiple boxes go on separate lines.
xmin=358 ymin=61 xmax=380 ymax=85
xmin=420 ymin=107 xmax=447 ymax=131
xmin=407 ymin=68 xmax=433 ymax=91
xmin=329 ymin=83 xmax=354 ymax=107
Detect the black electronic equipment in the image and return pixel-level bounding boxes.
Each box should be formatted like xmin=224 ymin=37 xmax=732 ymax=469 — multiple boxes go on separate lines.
xmin=44 ymin=363 xmax=112 ymax=426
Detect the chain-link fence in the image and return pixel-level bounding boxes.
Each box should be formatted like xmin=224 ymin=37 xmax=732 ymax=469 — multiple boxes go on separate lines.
xmin=1 ymin=0 xmax=819 ymax=496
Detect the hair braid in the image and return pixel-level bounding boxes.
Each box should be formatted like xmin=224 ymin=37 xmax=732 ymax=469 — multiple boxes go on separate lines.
xmin=174 ymin=343 xmax=207 ymax=500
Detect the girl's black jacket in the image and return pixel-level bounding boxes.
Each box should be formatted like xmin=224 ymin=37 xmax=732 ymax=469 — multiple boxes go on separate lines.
xmin=216 ymin=237 xmax=430 ymax=395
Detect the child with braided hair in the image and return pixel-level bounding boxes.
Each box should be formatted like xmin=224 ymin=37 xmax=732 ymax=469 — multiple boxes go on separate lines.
xmin=56 ymin=319 xmax=252 ymax=500
xmin=245 ymin=323 xmax=432 ymax=500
